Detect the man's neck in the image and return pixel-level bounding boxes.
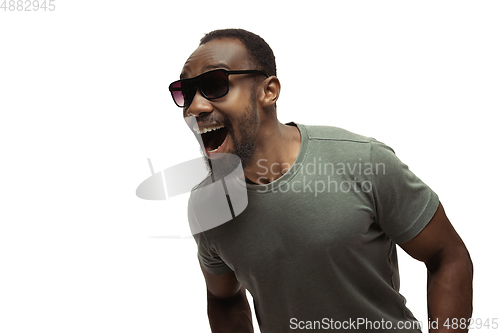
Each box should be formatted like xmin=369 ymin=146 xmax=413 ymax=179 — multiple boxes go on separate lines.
xmin=244 ymin=122 xmax=301 ymax=185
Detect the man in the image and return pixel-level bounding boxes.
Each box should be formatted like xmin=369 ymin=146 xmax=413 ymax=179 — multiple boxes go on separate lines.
xmin=168 ymin=29 xmax=473 ymax=332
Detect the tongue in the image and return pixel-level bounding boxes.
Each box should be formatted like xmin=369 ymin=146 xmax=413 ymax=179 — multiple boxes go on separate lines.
xmin=202 ymin=127 xmax=229 ymax=151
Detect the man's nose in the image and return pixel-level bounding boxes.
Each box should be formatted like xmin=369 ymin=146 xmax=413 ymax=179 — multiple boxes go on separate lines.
xmin=184 ymin=90 xmax=213 ymax=118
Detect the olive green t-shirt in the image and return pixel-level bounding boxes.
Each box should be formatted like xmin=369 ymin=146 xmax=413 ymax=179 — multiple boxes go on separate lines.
xmin=189 ymin=123 xmax=439 ymax=332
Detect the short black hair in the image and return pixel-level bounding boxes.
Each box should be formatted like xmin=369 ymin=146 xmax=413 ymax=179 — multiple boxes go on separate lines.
xmin=200 ymin=28 xmax=277 ymax=77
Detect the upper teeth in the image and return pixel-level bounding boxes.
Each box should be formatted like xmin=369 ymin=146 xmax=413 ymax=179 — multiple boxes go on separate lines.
xmin=195 ymin=125 xmax=224 ymax=135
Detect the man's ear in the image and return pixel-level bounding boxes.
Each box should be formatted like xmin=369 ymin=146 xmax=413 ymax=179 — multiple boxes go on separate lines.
xmin=259 ymin=76 xmax=281 ymax=108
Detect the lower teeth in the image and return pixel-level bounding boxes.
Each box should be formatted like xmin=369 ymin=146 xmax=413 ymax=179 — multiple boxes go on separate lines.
xmin=208 ymin=145 xmax=221 ymax=153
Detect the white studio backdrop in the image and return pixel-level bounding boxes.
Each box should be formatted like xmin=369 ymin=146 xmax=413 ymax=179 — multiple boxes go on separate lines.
xmin=0 ymin=1 xmax=498 ymax=332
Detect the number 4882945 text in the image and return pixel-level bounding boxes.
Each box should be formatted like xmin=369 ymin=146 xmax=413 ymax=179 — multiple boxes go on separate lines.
xmin=1 ymin=0 xmax=55 ymax=11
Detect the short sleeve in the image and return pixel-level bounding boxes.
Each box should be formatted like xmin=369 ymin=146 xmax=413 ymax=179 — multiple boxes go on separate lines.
xmin=370 ymin=140 xmax=439 ymax=244
xmin=188 ymin=197 xmax=233 ymax=275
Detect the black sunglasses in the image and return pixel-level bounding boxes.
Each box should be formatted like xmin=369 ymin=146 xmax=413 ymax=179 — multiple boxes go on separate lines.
xmin=169 ymin=69 xmax=269 ymax=108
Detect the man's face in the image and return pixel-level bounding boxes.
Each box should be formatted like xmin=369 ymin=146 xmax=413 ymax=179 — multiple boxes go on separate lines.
xmin=180 ymin=38 xmax=263 ymax=170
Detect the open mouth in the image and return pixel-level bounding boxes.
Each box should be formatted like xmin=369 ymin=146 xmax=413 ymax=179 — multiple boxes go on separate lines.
xmin=199 ymin=125 xmax=229 ymax=153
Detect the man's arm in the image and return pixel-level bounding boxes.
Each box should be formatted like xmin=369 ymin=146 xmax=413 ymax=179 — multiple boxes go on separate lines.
xmin=200 ymin=264 xmax=253 ymax=333
xmin=399 ymin=201 xmax=473 ymax=332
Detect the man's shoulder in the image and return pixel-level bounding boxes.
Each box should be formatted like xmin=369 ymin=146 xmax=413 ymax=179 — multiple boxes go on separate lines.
xmin=300 ymin=123 xmax=373 ymax=144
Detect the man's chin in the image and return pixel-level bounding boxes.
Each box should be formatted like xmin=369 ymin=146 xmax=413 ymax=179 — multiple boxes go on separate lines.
xmin=202 ymin=152 xmax=243 ymax=181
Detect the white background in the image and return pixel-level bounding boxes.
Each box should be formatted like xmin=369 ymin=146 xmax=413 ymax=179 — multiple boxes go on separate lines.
xmin=1 ymin=1 xmax=499 ymax=332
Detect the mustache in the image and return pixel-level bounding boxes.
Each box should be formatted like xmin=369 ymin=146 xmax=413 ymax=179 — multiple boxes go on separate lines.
xmin=197 ymin=114 xmax=225 ymax=124
xmin=196 ymin=115 xmax=233 ymax=131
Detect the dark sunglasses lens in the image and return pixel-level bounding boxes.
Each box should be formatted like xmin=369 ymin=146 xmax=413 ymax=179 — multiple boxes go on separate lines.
xmin=199 ymin=71 xmax=228 ymax=99
xmin=170 ymin=81 xmax=196 ymax=107
xmin=170 ymin=70 xmax=229 ymax=107
xmin=170 ymin=81 xmax=185 ymax=107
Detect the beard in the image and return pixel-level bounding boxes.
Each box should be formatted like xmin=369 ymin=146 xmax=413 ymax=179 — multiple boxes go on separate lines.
xmin=227 ymin=92 xmax=258 ymax=168
xmin=201 ymin=91 xmax=259 ymax=180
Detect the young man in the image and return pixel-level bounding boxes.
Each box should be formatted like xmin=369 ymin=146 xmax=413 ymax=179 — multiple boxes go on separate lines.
xmin=169 ymin=29 xmax=473 ymax=333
